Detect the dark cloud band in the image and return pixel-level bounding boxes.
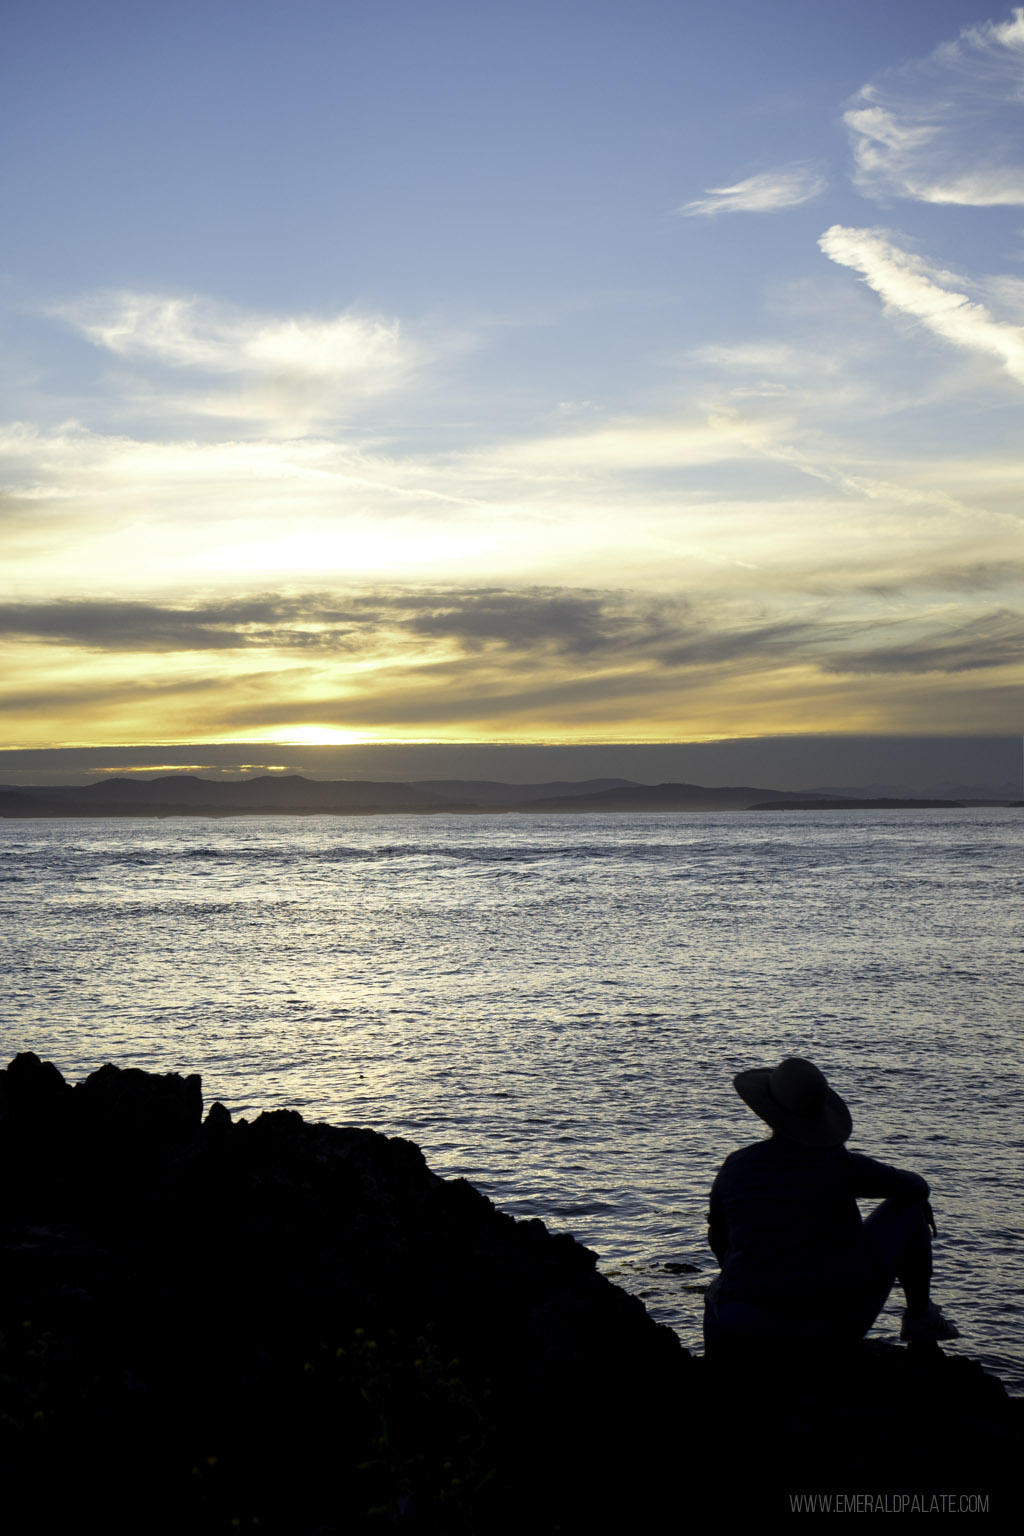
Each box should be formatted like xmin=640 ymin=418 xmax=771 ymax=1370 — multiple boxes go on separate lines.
xmin=1 ymin=587 xmax=1020 ymax=680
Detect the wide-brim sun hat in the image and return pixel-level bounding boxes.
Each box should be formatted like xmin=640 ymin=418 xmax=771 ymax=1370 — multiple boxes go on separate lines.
xmin=733 ymin=1056 xmax=852 ymax=1147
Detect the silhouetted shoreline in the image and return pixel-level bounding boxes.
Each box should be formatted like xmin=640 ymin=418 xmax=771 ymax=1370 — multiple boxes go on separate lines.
xmin=1 ymin=1053 xmax=1019 ymax=1530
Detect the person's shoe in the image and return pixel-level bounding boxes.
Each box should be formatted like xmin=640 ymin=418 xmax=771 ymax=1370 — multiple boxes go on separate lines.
xmin=900 ymin=1302 xmax=960 ymax=1343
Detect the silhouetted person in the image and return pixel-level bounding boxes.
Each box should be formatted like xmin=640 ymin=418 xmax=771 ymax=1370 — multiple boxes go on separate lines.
xmin=704 ymin=1057 xmax=958 ymax=1354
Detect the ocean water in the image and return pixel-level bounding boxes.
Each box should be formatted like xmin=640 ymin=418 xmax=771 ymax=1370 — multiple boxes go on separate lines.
xmin=2 ymin=808 xmax=1021 ymax=1390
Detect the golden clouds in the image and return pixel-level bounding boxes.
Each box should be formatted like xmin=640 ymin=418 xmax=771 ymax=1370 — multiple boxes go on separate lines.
xmin=3 ymin=277 xmax=1022 ymax=751
xmin=2 ymin=582 xmax=1021 ymax=748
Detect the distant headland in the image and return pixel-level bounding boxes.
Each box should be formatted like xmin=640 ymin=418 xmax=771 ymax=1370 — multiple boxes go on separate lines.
xmin=0 ymin=772 xmax=1019 ymax=819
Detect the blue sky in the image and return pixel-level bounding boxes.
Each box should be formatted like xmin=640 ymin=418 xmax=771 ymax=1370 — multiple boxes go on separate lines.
xmin=1 ymin=0 xmax=1021 ymax=765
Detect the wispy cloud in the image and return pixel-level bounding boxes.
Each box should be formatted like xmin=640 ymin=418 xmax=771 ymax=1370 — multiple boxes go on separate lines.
xmin=64 ymin=291 xmax=413 ymax=380
xmin=819 ymin=226 xmax=1024 ymax=385
xmin=56 ymin=291 xmax=421 ymax=431
xmin=823 ymin=609 xmax=1024 ymax=677
xmin=845 ymin=8 xmax=1024 ymax=205
xmin=465 ymin=414 xmax=765 ymax=473
xmin=680 ymin=164 xmax=826 ymax=217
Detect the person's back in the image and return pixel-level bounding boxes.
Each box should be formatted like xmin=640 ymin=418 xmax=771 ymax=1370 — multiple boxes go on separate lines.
xmin=710 ymin=1137 xmax=867 ymax=1315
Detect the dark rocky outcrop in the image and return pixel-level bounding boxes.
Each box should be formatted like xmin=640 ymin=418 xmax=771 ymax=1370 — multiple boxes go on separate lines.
xmin=1 ymin=1054 xmax=1020 ymax=1532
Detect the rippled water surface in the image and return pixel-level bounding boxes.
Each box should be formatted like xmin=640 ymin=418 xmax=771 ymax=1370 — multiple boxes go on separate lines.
xmin=2 ymin=809 xmax=1021 ymax=1389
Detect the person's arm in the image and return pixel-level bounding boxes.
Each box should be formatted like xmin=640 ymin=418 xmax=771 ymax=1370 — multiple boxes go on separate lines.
xmin=848 ymin=1150 xmax=930 ymax=1203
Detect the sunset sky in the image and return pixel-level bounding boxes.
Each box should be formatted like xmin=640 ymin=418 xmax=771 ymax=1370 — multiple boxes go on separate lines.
xmin=1 ymin=1 xmax=1022 ymax=775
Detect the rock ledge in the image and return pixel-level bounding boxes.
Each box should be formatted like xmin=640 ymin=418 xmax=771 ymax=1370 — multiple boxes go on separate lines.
xmin=1 ymin=1054 xmax=1018 ymax=1530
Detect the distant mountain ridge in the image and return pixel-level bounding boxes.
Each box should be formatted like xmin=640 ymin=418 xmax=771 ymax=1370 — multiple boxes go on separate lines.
xmin=412 ymin=777 xmax=637 ymax=803
xmin=2 ymin=772 xmax=1017 ymax=818
xmin=502 ymin=781 xmax=808 ymax=812
xmin=0 ymin=774 xmax=452 ymax=815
